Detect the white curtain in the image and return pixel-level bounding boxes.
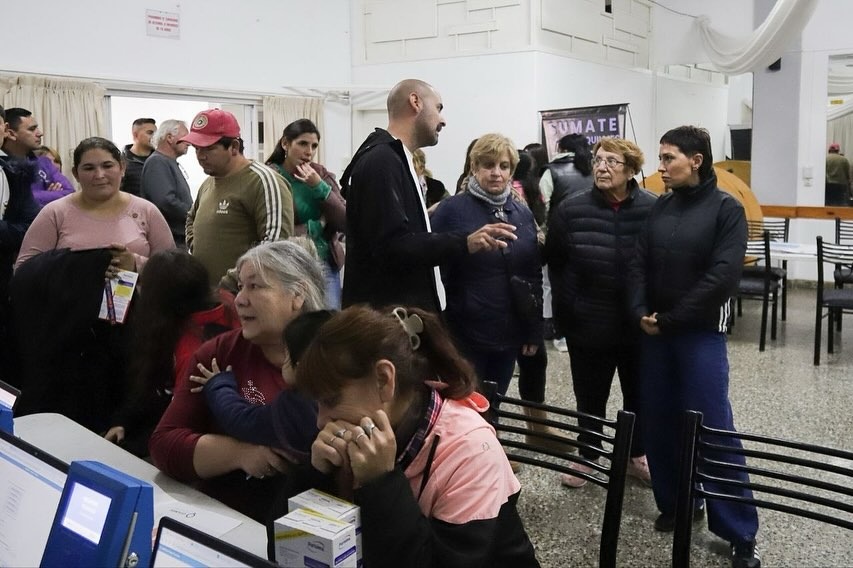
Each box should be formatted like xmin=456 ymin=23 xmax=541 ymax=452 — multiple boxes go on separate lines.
xmin=695 ymin=0 xmax=818 ymax=75
xmin=0 ymin=75 xmax=106 ymax=182
xmin=828 ymin=68 xmax=853 ymax=96
xmin=827 ymin=99 xmax=853 ymax=154
xmin=827 ymin=100 xmax=853 ymax=122
xmin=262 ymin=96 xmax=325 ymax=164
xmin=826 ymin=115 xmax=853 ymax=156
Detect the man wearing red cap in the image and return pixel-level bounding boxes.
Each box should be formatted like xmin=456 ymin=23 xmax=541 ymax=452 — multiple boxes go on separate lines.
xmin=181 ymin=109 xmax=294 ymax=286
xmin=826 ymin=142 xmax=851 ymax=206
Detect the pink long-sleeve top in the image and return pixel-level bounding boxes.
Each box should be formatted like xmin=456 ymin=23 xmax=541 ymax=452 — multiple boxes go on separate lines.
xmin=15 ymin=193 xmax=175 ymax=270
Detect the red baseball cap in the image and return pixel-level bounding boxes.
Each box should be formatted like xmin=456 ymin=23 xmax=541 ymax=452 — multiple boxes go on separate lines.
xmin=180 ymin=109 xmax=241 ymax=147
xmin=829 ymin=142 xmax=841 ymax=152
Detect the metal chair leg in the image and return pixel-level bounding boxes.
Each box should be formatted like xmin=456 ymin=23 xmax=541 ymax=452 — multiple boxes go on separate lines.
xmin=770 ymin=288 xmax=778 ymax=340
xmin=829 ymin=309 xmax=835 ymax=355
xmin=814 ymin=304 xmax=823 ymax=366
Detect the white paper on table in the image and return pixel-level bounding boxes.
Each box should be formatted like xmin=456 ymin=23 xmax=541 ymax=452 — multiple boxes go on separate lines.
xmin=769 ymin=242 xmax=802 ymax=253
xmin=155 ymin=498 xmax=243 ymax=537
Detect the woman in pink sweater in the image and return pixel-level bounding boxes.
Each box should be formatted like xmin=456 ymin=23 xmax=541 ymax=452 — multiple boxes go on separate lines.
xmin=10 ymin=137 xmax=174 ymax=435
xmin=15 ymin=137 xmax=174 ymax=272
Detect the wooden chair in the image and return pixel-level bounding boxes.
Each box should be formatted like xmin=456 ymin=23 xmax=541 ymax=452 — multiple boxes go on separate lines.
xmin=672 ymin=410 xmax=853 ymax=567
xmin=735 ymin=230 xmax=781 ymax=351
xmin=482 ymin=381 xmax=635 ymax=568
xmin=814 ymin=236 xmax=853 ymax=365
xmin=744 ymin=218 xmax=789 ymax=319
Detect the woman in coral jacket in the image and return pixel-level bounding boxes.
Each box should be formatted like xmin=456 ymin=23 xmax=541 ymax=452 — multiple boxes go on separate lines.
xmin=296 ymin=305 xmax=539 ymax=568
xmin=200 ymin=305 xmax=540 ymax=566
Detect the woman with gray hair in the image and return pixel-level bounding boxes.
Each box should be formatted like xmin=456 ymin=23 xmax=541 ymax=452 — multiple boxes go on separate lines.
xmin=149 ymin=239 xmax=326 ymax=522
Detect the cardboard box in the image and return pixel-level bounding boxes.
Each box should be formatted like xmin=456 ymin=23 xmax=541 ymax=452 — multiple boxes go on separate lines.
xmin=288 ymin=489 xmax=362 ymax=567
xmin=274 ymin=508 xmax=357 ymax=568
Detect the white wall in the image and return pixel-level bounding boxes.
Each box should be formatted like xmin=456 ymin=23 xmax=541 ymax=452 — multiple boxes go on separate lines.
xmin=534 ymin=52 xmax=654 ymax=170
xmin=796 ymin=0 xmax=853 ymax=209
xmin=4 ymin=0 xmax=752 ymax=202
xmin=2 ymin=0 xmax=351 ymax=94
xmin=2 ymin=0 xmax=353 ymax=177
xmin=749 ymin=0 xmax=853 ymax=279
xmin=651 ymin=0 xmax=755 ymax=67
xmin=352 ymin=51 xmax=538 ymax=190
xmin=352 ymin=49 xmax=734 ymax=187
xmin=727 ymin=73 xmax=754 ymax=128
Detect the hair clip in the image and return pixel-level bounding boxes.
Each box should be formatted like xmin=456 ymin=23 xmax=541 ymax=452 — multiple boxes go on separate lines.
xmin=391 ymin=307 xmax=423 ymax=351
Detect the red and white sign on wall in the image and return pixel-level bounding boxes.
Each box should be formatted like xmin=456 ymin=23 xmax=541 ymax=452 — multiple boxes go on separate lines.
xmin=146 ymin=9 xmax=180 ymax=39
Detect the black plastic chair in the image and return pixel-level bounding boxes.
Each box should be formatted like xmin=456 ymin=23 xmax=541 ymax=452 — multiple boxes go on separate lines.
xmin=835 ymin=218 xmax=853 ymax=245
xmin=672 ymin=410 xmax=853 ymax=567
xmin=482 ymin=380 xmax=635 ymax=568
xmin=744 ymin=218 xmax=789 ymax=320
xmin=834 ymin=219 xmax=853 ymax=332
xmin=735 ymin=230 xmax=780 ymax=351
xmin=814 ymin=236 xmax=853 ymax=365
xmin=833 ymin=217 xmax=853 ymax=331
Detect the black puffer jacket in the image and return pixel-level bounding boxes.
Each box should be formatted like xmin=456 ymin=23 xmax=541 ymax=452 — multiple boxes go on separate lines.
xmin=627 ymin=172 xmax=747 ymax=333
xmin=545 ymin=180 xmax=657 ymax=345
xmin=542 ymin=156 xmax=591 ymax=217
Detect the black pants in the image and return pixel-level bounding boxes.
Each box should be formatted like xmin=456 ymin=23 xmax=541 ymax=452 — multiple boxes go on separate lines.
xmin=516 ymin=339 xmax=547 ymax=402
xmin=567 ymin=342 xmax=644 ymax=458
xmin=825 ymin=182 xmax=850 ymax=206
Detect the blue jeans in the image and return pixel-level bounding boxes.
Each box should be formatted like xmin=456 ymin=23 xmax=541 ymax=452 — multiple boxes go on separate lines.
xmin=463 ymin=347 xmax=518 ymax=396
xmin=640 ymin=331 xmax=759 ymax=545
xmin=325 ymin=264 xmax=342 ymax=310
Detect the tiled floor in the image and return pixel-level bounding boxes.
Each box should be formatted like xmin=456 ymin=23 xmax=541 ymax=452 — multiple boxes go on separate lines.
xmin=513 ymin=287 xmax=853 ymax=567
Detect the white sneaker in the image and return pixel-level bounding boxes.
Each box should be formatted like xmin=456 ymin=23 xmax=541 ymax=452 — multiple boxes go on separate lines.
xmin=552 ymin=338 xmax=568 ymax=352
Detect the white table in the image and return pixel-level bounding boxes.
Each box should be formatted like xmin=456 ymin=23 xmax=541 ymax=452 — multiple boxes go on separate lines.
xmin=14 ymin=413 xmax=267 ymax=557
xmin=768 ymin=242 xmax=817 ymax=261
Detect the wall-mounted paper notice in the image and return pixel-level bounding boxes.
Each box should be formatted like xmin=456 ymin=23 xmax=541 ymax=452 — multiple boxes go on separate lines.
xmin=146 ymin=9 xmax=180 ymax=39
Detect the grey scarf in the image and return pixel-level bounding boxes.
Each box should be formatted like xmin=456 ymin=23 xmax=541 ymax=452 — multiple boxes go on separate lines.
xmin=467 ymin=176 xmax=511 ymax=207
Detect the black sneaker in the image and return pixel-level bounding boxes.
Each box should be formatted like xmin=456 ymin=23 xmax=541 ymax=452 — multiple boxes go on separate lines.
xmin=653 ymin=502 xmax=705 ymax=532
xmin=543 ymin=318 xmax=556 ymax=340
xmin=731 ymin=541 xmax=761 ymax=568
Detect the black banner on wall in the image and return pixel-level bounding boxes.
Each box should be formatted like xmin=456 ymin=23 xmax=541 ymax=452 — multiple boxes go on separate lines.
xmin=540 ymin=104 xmax=627 ymax=161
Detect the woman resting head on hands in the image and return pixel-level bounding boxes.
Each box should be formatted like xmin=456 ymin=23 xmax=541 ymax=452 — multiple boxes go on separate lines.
xmin=294 ymin=305 xmax=540 ymax=568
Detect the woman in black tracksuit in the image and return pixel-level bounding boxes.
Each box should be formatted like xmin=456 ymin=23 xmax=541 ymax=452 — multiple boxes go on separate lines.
xmin=628 ymin=126 xmax=760 ymax=568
